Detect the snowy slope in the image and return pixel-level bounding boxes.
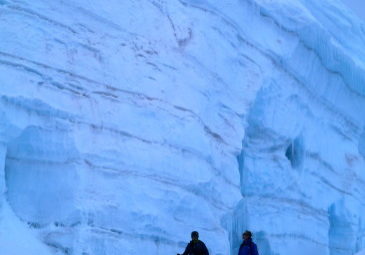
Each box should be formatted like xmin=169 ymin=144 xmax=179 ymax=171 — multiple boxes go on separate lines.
xmin=0 ymin=0 xmax=365 ymax=255
xmin=341 ymin=0 xmax=365 ymax=20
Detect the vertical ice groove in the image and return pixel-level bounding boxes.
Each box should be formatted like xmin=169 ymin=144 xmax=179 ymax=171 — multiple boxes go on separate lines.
xmin=328 ymin=200 xmax=358 ymax=255
xmin=359 ymin=130 xmax=365 ymax=159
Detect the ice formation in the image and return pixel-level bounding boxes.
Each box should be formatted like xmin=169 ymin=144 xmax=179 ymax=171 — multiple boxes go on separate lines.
xmin=0 ymin=0 xmax=365 ymax=254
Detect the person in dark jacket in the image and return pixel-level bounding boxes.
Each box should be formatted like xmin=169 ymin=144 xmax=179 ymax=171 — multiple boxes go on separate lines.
xmin=178 ymin=231 xmax=209 ymax=255
xmin=238 ymin=230 xmax=259 ymax=255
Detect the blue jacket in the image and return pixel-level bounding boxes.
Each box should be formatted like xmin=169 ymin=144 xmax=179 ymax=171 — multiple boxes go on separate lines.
xmin=238 ymin=239 xmax=259 ymax=255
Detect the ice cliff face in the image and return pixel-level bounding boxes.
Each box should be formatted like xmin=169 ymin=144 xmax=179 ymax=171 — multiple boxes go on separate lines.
xmin=0 ymin=0 xmax=365 ymax=255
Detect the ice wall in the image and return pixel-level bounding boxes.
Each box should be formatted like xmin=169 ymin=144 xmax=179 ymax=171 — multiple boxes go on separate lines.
xmin=0 ymin=0 xmax=365 ymax=255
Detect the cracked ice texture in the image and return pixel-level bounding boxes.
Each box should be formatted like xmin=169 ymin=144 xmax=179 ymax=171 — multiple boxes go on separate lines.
xmin=0 ymin=0 xmax=365 ymax=255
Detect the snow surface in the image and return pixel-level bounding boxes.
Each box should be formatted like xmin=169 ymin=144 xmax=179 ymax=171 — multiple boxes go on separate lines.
xmin=0 ymin=0 xmax=365 ymax=254
xmin=341 ymin=0 xmax=365 ymax=20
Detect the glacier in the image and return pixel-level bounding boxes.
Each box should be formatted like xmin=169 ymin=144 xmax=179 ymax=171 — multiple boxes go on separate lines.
xmin=0 ymin=0 xmax=365 ymax=254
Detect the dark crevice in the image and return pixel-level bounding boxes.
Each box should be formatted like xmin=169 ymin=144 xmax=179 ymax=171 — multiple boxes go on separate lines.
xmin=45 ymin=242 xmax=72 ymax=255
xmin=285 ymin=136 xmax=304 ymax=168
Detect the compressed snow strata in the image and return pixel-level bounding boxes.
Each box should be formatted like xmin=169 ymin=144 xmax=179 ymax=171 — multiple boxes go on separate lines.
xmin=0 ymin=0 xmax=364 ymax=255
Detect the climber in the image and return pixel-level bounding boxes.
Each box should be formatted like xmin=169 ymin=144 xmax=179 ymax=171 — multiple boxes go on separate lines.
xmin=177 ymin=231 xmax=209 ymax=255
xmin=238 ymin=230 xmax=259 ymax=255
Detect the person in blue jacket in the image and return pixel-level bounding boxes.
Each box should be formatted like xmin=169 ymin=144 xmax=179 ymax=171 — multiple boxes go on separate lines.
xmin=238 ymin=230 xmax=259 ymax=255
xmin=178 ymin=231 xmax=209 ymax=255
